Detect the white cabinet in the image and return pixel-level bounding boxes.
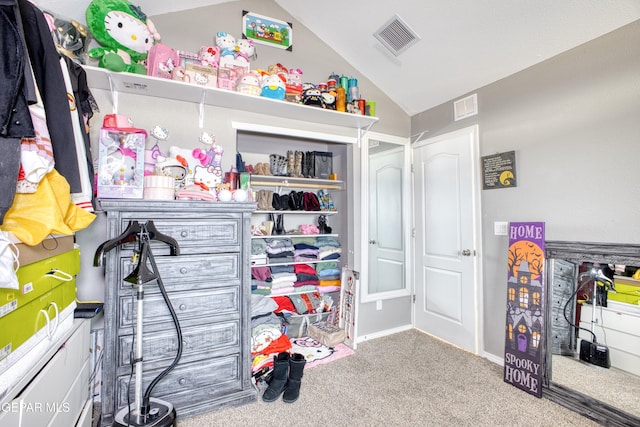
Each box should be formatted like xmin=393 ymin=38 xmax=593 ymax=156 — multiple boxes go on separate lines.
xmin=579 ymin=303 xmax=640 ymax=376
xmin=0 ymin=320 xmax=91 ymax=427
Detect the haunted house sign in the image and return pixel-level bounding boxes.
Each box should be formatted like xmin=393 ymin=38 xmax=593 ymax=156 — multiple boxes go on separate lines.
xmin=504 ymin=222 xmax=545 ymax=397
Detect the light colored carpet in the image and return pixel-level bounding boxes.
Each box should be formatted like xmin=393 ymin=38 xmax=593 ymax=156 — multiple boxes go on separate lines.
xmin=177 ymin=329 xmax=598 ymax=427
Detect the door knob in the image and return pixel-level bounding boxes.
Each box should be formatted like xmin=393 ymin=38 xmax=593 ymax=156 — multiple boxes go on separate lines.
xmin=369 ymin=240 xmax=377 ymax=244
xmin=461 ymin=249 xmax=472 ymax=256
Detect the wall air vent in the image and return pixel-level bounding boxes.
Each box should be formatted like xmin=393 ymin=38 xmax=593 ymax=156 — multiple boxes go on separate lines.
xmin=373 ymin=14 xmax=421 ymax=56
xmin=454 ymin=94 xmax=478 ymax=121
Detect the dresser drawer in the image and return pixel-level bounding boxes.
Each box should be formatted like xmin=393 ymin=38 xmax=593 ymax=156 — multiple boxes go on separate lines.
xmin=115 ymin=215 xmax=242 ymax=255
xmin=118 ymin=253 xmax=240 ymax=294
xmin=117 ymin=320 xmax=240 ymax=369
xmin=116 ymin=354 xmax=243 ymax=410
xmin=553 ymin=259 xmax=576 ymax=280
xmin=118 ymin=287 xmax=239 ymax=330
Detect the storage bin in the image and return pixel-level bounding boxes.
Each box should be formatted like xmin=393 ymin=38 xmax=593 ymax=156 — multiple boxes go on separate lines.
xmin=611 ymin=276 xmax=640 ymax=305
xmin=0 ymin=248 xmax=79 ymax=360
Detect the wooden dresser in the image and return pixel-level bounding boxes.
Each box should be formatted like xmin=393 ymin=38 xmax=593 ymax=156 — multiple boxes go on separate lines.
xmin=97 ymin=200 xmax=256 ymax=426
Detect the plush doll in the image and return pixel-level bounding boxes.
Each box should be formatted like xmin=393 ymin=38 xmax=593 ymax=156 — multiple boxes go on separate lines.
xmin=261 ymin=73 xmax=286 ymax=100
xmin=302 ymin=87 xmax=326 ymax=108
xmin=198 ymin=46 xmax=220 ymax=68
xmin=235 ymin=38 xmax=256 ymax=64
xmin=236 ymin=71 xmax=262 ymax=96
xmin=86 ymin=0 xmax=161 ymax=74
xmin=216 ymin=31 xmax=237 ymax=67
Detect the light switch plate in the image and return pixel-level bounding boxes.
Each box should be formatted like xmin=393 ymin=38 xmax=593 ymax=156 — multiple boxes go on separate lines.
xmin=494 ymin=221 xmax=508 ymax=236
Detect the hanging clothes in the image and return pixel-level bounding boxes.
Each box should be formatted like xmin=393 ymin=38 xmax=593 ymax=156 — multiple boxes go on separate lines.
xmin=0 ymin=0 xmax=36 ymax=223
xmin=18 ymin=0 xmax=83 ymax=194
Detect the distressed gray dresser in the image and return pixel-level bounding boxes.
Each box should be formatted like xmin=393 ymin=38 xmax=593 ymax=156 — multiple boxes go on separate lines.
xmin=98 ymin=200 xmax=256 ymax=426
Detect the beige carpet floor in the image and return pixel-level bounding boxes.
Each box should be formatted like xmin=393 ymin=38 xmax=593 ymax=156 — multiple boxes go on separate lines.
xmin=176 ymin=329 xmax=599 ymax=427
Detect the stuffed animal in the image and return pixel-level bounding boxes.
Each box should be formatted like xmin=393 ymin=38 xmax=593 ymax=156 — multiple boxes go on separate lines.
xmin=302 ymin=87 xmax=326 ymax=108
xmin=236 ymin=71 xmax=261 ymax=96
xmin=236 ymin=38 xmax=256 ymax=64
xmin=216 ymin=32 xmax=237 ymax=66
xmin=86 ymin=0 xmax=160 ymax=74
xmin=261 ymin=73 xmax=286 ymax=100
xmin=198 ymin=46 xmax=220 ymax=68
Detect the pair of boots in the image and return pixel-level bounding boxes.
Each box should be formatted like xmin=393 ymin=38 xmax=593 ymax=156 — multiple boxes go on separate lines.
xmin=262 ymin=352 xmax=306 ymax=403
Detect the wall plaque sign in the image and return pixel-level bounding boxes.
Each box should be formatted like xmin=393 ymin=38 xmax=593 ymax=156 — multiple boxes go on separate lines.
xmin=504 ymin=222 xmax=545 ymax=397
xmin=482 ymin=150 xmax=516 ymax=189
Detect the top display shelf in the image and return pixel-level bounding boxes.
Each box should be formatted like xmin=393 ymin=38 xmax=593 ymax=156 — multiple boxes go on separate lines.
xmin=83 ymin=66 xmax=379 ymax=131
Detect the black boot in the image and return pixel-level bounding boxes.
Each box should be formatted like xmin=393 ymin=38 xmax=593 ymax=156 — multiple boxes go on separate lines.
xmin=262 ymin=352 xmax=290 ymax=402
xmin=274 ymin=214 xmax=285 ymax=235
xmin=282 ymin=353 xmax=306 ymax=403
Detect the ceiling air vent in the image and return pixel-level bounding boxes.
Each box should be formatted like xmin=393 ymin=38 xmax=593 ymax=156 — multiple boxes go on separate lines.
xmin=374 ymin=14 xmax=421 ymax=56
xmin=454 ymin=94 xmax=478 ymax=121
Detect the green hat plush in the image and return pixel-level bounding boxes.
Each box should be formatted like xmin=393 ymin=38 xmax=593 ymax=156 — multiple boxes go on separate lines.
xmin=86 ymin=0 xmax=161 ymax=74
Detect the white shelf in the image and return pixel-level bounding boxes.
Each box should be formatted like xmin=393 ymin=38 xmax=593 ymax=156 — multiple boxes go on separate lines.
xmin=254 ymin=210 xmax=337 ymax=215
xmin=83 ymin=65 xmax=378 ymax=130
xmin=251 ymin=259 xmax=340 ymax=267
xmin=250 ymin=175 xmax=344 ymax=190
xmin=252 ymin=233 xmax=339 ymax=239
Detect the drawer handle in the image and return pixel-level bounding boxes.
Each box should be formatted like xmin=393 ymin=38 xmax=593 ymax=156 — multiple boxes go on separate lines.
xmin=178 ymin=378 xmax=187 ymax=386
xmin=179 ymin=304 xmax=187 ymax=311
xmin=180 ymin=230 xmax=188 ymax=237
xmin=180 ymin=267 xmax=188 ymax=274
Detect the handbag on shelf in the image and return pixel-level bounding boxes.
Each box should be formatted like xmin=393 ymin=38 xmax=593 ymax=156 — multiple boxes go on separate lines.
xmin=313 ymin=151 xmax=333 ymax=179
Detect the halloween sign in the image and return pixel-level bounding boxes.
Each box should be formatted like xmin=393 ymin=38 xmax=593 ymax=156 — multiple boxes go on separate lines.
xmin=503 ymin=222 xmax=545 ymax=397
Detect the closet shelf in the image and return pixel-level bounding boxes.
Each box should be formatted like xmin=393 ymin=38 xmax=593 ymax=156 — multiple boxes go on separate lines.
xmin=251 ymin=233 xmax=339 ymax=239
xmin=251 ymin=259 xmax=339 ymax=267
xmin=254 ymin=210 xmax=337 ymax=215
xmin=250 ymin=175 xmax=344 ymax=190
xmin=83 ymin=65 xmax=378 ymax=130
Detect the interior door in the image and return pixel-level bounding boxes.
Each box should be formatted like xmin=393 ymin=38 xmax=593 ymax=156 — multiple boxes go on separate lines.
xmin=413 ymin=125 xmax=481 ymax=353
xmin=368 ymin=146 xmax=405 ymax=295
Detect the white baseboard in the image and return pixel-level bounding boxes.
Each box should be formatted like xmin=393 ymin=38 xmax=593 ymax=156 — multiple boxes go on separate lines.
xmin=356 ymin=324 xmax=413 ymax=343
xmin=483 ymin=352 xmax=504 ymax=366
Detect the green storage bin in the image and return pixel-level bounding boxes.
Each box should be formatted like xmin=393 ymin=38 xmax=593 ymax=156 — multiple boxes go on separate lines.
xmin=0 ymin=248 xmax=79 ymax=361
xmin=0 ymin=279 xmax=76 ymax=360
xmin=0 ymin=248 xmax=80 ymax=319
xmin=610 ymin=278 xmax=640 ymax=305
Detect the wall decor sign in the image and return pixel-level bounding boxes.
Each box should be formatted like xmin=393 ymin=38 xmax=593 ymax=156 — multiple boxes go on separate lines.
xmin=242 ymin=10 xmax=293 ymax=51
xmin=503 ymin=222 xmax=545 ymax=397
xmin=482 ymin=150 xmax=516 ymax=190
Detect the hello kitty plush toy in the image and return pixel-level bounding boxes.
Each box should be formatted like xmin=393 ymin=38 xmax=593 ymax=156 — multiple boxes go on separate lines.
xmin=235 ymin=38 xmax=255 ymax=65
xmin=261 ymin=73 xmax=286 ymax=100
xmin=236 ymin=71 xmax=261 ymax=96
xmin=199 ymin=46 xmax=220 ymax=68
xmin=86 ymin=0 xmax=161 ymax=74
xmin=216 ymin=32 xmax=237 ymax=67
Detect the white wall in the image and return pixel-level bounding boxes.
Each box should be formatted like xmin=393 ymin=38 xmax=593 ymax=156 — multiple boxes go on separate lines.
xmin=411 ymin=19 xmax=640 ymax=358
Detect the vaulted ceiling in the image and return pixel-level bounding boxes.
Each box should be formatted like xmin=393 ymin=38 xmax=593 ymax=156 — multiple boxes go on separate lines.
xmin=35 ymin=0 xmax=640 ymax=115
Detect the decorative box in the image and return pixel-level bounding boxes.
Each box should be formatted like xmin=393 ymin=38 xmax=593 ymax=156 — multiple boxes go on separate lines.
xmin=307 ymin=321 xmax=345 ymax=347
xmin=97 ymin=128 xmax=146 ymax=199
xmin=184 ymin=62 xmax=218 ymax=87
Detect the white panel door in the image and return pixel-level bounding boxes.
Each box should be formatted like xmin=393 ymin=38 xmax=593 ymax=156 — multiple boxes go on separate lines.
xmin=413 ymin=125 xmax=481 ymax=353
